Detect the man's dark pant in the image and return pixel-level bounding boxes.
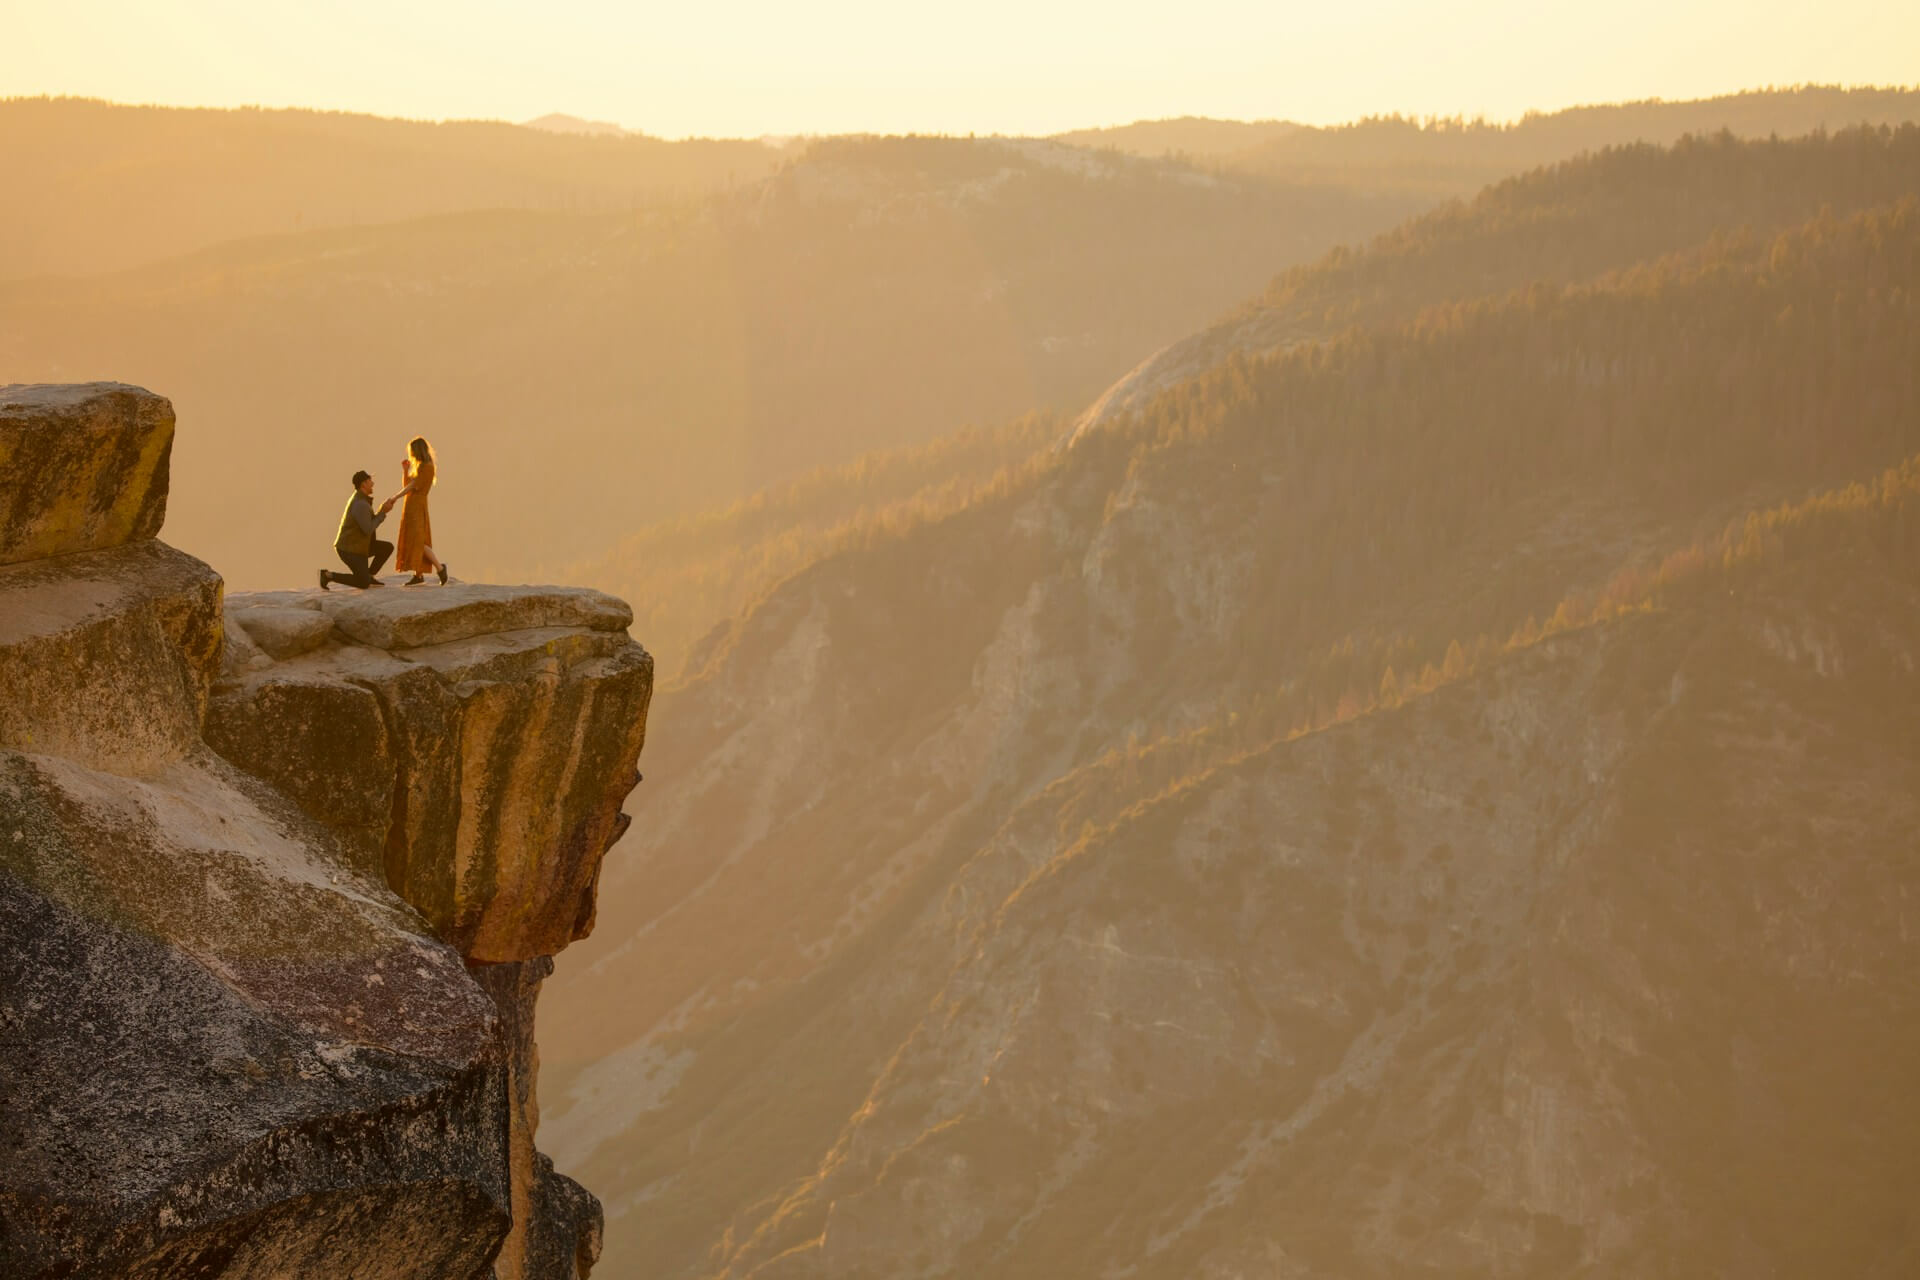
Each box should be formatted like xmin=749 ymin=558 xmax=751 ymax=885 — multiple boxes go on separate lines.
xmin=333 ymin=540 xmax=393 ymax=588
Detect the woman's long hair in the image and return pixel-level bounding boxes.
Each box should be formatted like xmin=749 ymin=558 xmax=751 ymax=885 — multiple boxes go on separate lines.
xmin=409 ymin=436 xmax=437 ymax=480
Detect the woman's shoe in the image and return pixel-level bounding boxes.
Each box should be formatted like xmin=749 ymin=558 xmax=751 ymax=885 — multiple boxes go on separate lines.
xmin=437 ymin=564 xmax=450 ymax=585
xmin=406 ymin=574 xmax=426 ymax=585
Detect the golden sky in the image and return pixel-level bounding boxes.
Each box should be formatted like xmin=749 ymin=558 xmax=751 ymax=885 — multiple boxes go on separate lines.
xmin=8 ymin=0 xmax=1917 ymax=137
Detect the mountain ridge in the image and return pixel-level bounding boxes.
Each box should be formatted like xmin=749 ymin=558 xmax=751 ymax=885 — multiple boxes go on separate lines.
xmin=537 ymin=136 xmax=1920 ymax=1275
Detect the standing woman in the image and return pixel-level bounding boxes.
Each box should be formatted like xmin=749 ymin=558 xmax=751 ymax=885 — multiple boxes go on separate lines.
xmin=395 ymin=436 xmax=449 ymax=585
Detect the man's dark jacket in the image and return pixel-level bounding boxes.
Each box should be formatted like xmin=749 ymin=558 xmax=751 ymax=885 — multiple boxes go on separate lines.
xmin=335 ymin=491 xmax=385 ymax=555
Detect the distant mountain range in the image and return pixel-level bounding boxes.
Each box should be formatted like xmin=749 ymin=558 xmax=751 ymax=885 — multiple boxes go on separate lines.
xmin=1053 ymin=115 xmax=1302 ymax=157
xmin=523 ymin=112 xmax=634 ymax=137
xmin=1082 ymin=86 xmax=1920 ymax=196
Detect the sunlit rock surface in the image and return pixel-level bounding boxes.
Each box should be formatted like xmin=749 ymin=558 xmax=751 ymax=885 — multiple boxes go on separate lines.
xmin=1 ymin=384 xmax=647 ymax=1279
xmin=313 ymin=582 xmax=634 ymax=651
xmin=0 ymin=387 xmax=515 ymax=1277
xmin=208 ymin=585 xmax=653 ymax=963
xmin=207 ymin=583 xmax=651 ymax=1280
xmin=0 ymin=751 xmax=512 ymax=1279
xmin=0 ymin=382 xmax=173 ymax=565
xmin=0 ymin=540 xmax=221 ymax=773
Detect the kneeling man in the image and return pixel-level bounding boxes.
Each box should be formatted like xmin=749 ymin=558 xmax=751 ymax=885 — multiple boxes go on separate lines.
xmin=321 ymin=470 xmax=397 ymax=590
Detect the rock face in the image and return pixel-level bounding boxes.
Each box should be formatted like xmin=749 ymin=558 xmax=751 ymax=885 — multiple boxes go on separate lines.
xmin=203 ymin=583 xmax=652 ymax=1280
xmin=471 ymin=960 xmax=604 ymax=1280
xmin=0 ymin=384 xmax=650 ymax=1280
xmin=207 ymin=585 xmax=652 ymax=962
xmin=0 ymin=382 xmax=174 ymax=565
xmin=0 ymin=749 xmax=512 ymax=1280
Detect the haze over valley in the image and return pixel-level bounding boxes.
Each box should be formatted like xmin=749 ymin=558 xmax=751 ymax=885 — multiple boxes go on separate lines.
xmin=6 ymin=58 xmax=1920 ymax=1280
xmin=6 ymin=87 xmax=1916 ymax=625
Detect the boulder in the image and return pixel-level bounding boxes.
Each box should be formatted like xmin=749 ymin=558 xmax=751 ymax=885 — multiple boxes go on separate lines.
xmin=219 ymin=613 xmax=276 ymax=678
xmin=0 ymin=382 xmax=174 ymax=565
xmin=0 ymin=539 xmax=223 ymax=774
xmin=229 ymin=602 xmax=338 ymax=659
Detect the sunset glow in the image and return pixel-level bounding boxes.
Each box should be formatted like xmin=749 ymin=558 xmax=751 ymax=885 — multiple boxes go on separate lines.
xmin=10 ymin=0 xmax=1918 ymax=136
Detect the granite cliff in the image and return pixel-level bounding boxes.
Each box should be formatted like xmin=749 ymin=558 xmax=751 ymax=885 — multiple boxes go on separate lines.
xmin=0 ymin=383 xmax=652 ymax=1279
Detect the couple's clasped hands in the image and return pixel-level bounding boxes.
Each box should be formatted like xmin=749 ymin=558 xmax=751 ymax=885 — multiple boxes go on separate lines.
xmin=380 ymin=460 xmax=415 ymax=514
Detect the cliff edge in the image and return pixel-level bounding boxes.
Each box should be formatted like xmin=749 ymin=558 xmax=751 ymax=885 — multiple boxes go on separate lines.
xmin=0 ymin=383 xmax=652 ymax=1280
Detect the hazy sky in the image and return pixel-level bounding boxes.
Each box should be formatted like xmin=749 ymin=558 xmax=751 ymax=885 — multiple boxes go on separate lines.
xmin=8 ymin=0 xmax=1916 ymax=137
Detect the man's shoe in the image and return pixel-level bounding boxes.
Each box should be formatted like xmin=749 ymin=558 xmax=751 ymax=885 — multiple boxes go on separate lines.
xmin=437 ymin=563 xmax=450 ymax=585
xmin=319 ymin=570 xmax=331 ymax=591
xmin=367 ymin=577 xmax=387 ymax=588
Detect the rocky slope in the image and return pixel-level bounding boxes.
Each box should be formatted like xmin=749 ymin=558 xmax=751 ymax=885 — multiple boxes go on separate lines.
xmin=709 ymin=553 xmax=1920 ymax=1277
xmin=0 ymin=383 xmax=652 ymax=1279
xmin=535 ymin=140 xmax=1920 ymax=1277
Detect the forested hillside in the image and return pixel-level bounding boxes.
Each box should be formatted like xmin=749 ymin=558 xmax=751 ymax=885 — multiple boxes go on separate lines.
xmin=535 ymin=130 xmax=1920 ymax=1277
xmin=572 ymin=125 xmax=1920 ymax=682
xmin=564 ymin=413 xmax=1063 ymax=674
xmin=1080 ymin=124 xmax=1920 ymax=430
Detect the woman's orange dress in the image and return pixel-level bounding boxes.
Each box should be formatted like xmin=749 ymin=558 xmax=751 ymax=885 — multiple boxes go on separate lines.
xmin=396 ymin=459 xmax=435 ymax=573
